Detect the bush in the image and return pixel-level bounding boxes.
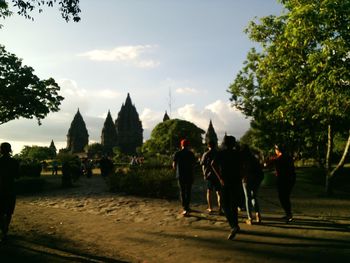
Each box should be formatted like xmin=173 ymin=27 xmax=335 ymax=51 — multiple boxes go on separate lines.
xmin=57 ymin=153 xmax=82 ymax=187
xmin=19 ymin=159 xmax=42 ymax=177
xmin=108 ymin=164 xmax=178 ymax=199
xmin=15 ymin=177 xmax=46 ymax=194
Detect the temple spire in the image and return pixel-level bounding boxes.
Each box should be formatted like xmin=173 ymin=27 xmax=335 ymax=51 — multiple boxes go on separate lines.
xmin=66 ymin=109 xmax=89 ymax=153
xmin=115 ymin=93 xmax=143 ymax=154
xmin=101 ymin=110 xmax=118 ymax=155
xmin=205 ymin=119 xmax=218 ymax=147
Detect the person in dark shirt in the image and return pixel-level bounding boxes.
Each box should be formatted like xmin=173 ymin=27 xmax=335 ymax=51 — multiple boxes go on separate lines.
xmin=173 ymin=139 xmax=196 ymax=216
xmin=270 ymin=144 xmax=296 ymax=222
xmin=99 ymin=155 xmax=114 ymax=178
xmin=200 ymin=141 xmax=222 ymax=214
xmin=212 ymin=136 xmax=241 ymax=240
xmin=0 ymin=142 xmax=19 ymax=241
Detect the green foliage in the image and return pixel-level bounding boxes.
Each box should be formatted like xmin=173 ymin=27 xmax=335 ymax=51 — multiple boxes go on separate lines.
xmin=112 ymin=147 xmax=129 ymax=164
xmin=0 ymin=45 xmax=64 ymax=125
xmin=229 ymin=0 xmax=350 ymax=158
xmin=19 ymin=145 xmax=56 ymax=161
xmin=86 ymin=143 xmax=104 ymax=159
xmin=108 ymin=164 xmax=178 ymax=199
xmin=18 ymin=159 xmax=42 ymax=177
xmin=0 ymin=0 xmax=81 ymax=24
xmin=57 ymin=152 xmax=82 ymax=187
xmin=142 ymin=119 xmax=205 ymax=154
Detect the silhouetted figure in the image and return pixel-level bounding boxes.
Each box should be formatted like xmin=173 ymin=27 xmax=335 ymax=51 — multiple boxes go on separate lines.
xmin=0 ymin=142 xmax=19 ymax=241
xmin=173 ymin=139 xmax=196 ymax=217
xmin=212 ymin=136 xmax=241 ymax=240
xmin=200 ymin=141 xmax=222 ymax=214
xmin=99 ymin=155 xmax=114 ymax=178
xmin=240 ymin=144 xmax=264 ymax=225
xmin=52 ymin=160 xmax=58 ymax=176
xmin=269 ymin=145 xmax=296 ymax=222
xmin=83 ymin=158 xmax=93 ymax=178
xmin=61 ymin=161 xmax=73 ymax=187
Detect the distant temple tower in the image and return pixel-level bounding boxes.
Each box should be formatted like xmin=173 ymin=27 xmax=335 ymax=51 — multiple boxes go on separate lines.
xmin=204 ymin=120 xmax=218 ymax=147
xmin=49 ymin=139 xmax=57 ymax=156
xmin=101 ymin=110 xmax=118 ymax=155
xmin=66 ymin=109 xmax=89 ymax=153
xmin=115 ymin=93 xmax=143 ymax=154
xmin=163 ymin=111 xmax=170 ymax=122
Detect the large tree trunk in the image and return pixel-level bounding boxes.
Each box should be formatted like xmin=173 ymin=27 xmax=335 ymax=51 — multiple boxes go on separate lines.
xmin=325 ymin=128 xmax=350 ymax=195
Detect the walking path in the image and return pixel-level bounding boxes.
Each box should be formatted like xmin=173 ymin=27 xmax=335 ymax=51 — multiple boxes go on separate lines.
xmin=1 ymin=175 xmax=350 ymax=262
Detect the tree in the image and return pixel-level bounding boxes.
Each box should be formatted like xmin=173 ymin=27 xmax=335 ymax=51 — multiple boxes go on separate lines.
xmin=142 ymin=119 xmax=205 ymax=154
xmin=86 ymin=143 xmax=104 ymax=159
xmin=0 ymin=0 xmax=81 ymax=25
xmin=19 ymin=145 xmax=56 ymax=161
xmin=0 ymin=45 xmax=64 ymax=125
xmin=228 ymin=0 xmax=350 ymax=193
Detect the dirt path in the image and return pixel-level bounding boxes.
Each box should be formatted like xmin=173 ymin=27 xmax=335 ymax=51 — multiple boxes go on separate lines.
xmin=1 ymin=176 xmax=350 ymax=262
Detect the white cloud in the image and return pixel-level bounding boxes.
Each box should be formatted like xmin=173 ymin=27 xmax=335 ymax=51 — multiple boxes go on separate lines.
xmin=78 ymin=45 xmax=160 ymax=68
xmin=140 ymin=108 xmax=163 ymax=130
xmin=175 ymin=100 xmax=250 ymax=141
xmin=175 ymin=87 xmax=199 ymax=94
xmin=91 ymin=89 xmax=121 ymax=99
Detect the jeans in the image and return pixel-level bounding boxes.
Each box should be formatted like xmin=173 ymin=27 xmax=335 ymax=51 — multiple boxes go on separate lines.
xmin=242 ymin=182 xmax=260 ymax=219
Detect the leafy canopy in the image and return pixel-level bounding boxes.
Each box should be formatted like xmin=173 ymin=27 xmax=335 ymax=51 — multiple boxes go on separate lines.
xmin=0 ymin=45 xmax=64 ymax=125
xmin=18 ymin=145 xmax=56 ymax=161
xmin=142 ymin=119 xmax=205 ymax=154
xmin=229 ymin=0 xmax=350 ymax=154
xmin=0 ymin=0 xmax=81 ymax=24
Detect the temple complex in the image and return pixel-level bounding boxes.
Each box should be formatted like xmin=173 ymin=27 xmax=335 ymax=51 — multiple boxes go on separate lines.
xmin=66 ymin=93 xmax=143 ymax=155
xmin=115 ymin=93 xmax=143 ymax=154
xmin=66 ymin=109 xmax=89 ymax=153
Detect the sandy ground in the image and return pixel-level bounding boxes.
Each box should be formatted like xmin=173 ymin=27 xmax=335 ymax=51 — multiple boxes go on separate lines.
xmin=1 ymin=175 xmax=350 ymax=263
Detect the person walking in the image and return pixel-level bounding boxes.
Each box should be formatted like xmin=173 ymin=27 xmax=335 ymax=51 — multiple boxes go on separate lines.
xmin=270 ymin=144 xmax=296 ymax=222
xmin=0 ymin=142 xmax=19 ymax=241
xmin=173 ymin=139 xmax=196 ymax=217
xmin=240 ymin=144 xmax=264 ymax=225
xmin=200 ymin=141 xmax=222 ymax=214
xmin=212 ymin=136 xmax=241 ymax=240
xmin=99 ymin=155 xmax=114 ymax=178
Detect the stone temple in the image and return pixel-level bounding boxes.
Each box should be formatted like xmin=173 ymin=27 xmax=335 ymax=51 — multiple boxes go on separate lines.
xmin=114 ymin=93 xmax=143 ymax=154
xmin=66 ymin=93 xmax=143 ymax=155
xmin=66 ymin=109 xmax=89 ymax=153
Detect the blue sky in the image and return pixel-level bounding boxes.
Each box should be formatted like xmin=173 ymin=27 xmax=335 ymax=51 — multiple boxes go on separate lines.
xmin=0 ymin=0 xmax=283 ymax=153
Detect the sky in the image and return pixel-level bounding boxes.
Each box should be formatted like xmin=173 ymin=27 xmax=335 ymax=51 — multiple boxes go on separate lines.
xmin=0 ymin=0 xmax=283 ymax=154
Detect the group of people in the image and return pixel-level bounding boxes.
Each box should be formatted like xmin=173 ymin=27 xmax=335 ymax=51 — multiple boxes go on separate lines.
xmin=0 ymin=138 xmax=295 ymax=242
xmin=172 ymin=137 xmax=296 ymax=240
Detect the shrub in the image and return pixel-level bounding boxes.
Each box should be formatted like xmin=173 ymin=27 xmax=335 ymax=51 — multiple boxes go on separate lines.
xmin=19 ymin=159 xmax=42 ymax=177
xmin=108 ymin=164 xmax=178 ymax=199
xmin=57 ymin=153 xmax=82 ymax=187
xmin=15 ymin=177 xmax=46 ymax=194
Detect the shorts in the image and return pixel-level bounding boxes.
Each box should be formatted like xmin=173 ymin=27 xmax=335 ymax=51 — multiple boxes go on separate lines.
xmin=0 ymin=194 xmax=16 ymax=215
xmin=207 ymin=176 xmax=221 ymax=192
